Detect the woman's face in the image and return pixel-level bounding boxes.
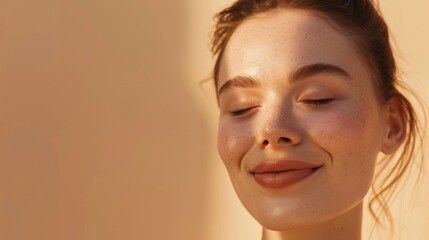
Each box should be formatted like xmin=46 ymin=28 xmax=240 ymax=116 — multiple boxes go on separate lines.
xmin=217 ymin=9 xmax=390 ymax=230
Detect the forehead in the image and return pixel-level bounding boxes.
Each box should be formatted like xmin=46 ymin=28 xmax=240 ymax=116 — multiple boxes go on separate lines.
xmin=218 ymin=9 xmax=370 ymax=88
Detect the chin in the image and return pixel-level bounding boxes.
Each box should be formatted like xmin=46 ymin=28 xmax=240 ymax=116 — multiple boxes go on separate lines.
xmin=256 ymin=214 xmax=317 ymax=232
xmin=247 ymin=204 xmax=324 ymax=231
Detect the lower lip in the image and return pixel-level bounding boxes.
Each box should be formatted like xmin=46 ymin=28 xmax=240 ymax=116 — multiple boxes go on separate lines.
xmin=253 ymin=168 xmax=318 ymax=188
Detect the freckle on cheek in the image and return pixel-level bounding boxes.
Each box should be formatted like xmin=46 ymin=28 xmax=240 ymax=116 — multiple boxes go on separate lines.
xmin=218 ymin=129 xmax=238 ymax=162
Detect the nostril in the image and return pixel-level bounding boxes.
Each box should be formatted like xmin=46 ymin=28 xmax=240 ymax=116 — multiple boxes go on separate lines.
xmin=262 ymin=139 xmax=269 ymax=146
xmin=260 ymin=137 xmax=293 ymax=148
xmin=278 ymin=137 xmax=291 ymax=143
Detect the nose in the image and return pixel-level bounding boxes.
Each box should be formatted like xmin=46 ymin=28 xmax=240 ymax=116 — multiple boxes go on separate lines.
xmin=257 ymin=104 xmax=302 ymax=149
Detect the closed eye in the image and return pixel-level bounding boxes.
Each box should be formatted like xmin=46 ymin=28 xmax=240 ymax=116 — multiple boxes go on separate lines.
xmin=229 ymin=106 xmax=257 ymax=116
xmin=301 ymin=98 xmax=334 ymax=106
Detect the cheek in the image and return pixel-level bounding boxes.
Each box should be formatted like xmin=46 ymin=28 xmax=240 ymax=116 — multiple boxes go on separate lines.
xmin=309 ymin=104 xmax=370 ymax=150
xmin=217 ymin=120 xmax=253 ymax=168
xmin=307 ymin=102 xmax=381 ymax=188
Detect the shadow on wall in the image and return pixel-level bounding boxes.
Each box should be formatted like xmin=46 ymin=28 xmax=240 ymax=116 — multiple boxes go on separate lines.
xmin=0 ymin=1 xmax=208 ymax=240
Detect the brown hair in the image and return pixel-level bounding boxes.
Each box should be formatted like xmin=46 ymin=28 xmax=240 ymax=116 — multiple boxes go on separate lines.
xmin=211 ymin=0 xmax=425 ymax=236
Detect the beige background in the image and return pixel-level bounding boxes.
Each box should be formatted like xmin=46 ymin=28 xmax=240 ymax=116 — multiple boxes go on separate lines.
xmin=0 ymin=0 xmax=427 ymax=239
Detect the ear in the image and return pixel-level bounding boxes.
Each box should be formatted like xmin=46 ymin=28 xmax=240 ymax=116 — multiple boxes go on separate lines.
xmin=381 ymin=97 xmax=407 ymax=154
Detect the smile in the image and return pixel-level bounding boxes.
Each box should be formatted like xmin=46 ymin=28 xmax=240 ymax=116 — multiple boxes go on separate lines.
xmin=252 ymin=160 xmax=322 ymax=189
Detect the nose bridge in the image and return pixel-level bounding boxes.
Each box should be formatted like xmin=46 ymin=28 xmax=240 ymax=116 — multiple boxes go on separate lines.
xmin=262 ymin=100 xmax=291 ymax=131
xmin=257 ymin=97 xmax=300 ymax=148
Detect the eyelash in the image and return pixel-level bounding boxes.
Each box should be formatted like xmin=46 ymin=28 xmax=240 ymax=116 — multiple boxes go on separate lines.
xmin=301 ymin=98 xmax=334 ymax=106
xmin=228 ymin=98 xmax=333 ymax=116
xmin=229 ymin=107 xmax=257 ymax=116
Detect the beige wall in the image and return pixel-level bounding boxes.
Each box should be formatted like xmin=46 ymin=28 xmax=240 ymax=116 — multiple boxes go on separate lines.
xmin=0 ymin=1 xmax=427 ymax=240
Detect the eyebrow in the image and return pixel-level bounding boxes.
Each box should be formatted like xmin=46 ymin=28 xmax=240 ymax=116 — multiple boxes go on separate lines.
xmin=217 ymin=63 xmax=351 ymax=96
xmin=291 ymin=63 xmax=351 ymax=82
xmin=218 ymin=75 xmax=261 ymax=96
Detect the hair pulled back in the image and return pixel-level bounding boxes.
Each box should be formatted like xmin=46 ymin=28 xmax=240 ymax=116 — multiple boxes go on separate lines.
xmin=211 ymin=0 xmax=424 ymax=235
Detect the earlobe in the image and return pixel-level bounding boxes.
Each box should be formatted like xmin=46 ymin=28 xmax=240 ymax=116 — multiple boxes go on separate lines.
xmin=381 ymin=97 xmax=407 ymax=154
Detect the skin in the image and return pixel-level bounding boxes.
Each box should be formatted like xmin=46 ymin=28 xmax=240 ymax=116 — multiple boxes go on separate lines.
xmin=216 ymin=9 xmax=405 ymax=240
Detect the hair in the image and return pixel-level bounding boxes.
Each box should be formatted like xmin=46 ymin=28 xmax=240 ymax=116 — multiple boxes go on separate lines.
xmin=210 ymin=0 xmax=425 ymax=237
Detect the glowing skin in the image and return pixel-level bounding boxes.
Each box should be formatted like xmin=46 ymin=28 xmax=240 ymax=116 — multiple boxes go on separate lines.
xmin=216 ymin=10 xmax=402 ymax=240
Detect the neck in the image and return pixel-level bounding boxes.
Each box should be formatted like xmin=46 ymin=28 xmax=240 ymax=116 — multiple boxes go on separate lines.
xmin=261 ymin=202 xmax=363 ymax=240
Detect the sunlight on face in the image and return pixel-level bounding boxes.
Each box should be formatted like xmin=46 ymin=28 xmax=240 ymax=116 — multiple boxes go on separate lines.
xmin=216 ymin=9 xmax=388 ymax=230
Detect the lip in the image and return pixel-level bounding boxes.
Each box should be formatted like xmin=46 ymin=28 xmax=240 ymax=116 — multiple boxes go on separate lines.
xmin=251 ymin=160 xmax=322 ymax=189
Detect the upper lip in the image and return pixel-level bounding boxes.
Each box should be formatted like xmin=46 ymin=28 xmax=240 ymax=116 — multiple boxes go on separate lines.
xmin=251 ymin=160 xmax=322 ymax=174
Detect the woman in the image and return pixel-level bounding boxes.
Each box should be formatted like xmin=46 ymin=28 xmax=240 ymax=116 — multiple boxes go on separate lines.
xmin=210 ymin=0 xmax=424 ymax=239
